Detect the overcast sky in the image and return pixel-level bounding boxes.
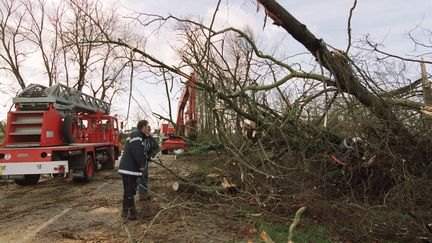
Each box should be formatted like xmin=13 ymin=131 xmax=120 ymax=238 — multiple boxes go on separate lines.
xmin=119 ymin=0 xmax=432 ymax=54
xmin=113 ymin=0 xmax=432 ymax=127
xmin=1 ymin=0 xmax=431 ymax=128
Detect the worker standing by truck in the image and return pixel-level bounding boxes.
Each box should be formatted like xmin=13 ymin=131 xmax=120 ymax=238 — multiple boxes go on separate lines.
xmin=118 ymin=120 xmax=155 ymax=220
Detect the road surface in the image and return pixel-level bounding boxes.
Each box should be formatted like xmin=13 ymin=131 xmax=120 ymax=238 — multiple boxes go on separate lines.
xmin=0 ymin=155 xmax=255 ymax=242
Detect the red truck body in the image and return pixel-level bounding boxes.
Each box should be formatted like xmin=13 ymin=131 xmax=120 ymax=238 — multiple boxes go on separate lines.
xmin=0 ymin=83 xmax=121 ymax=185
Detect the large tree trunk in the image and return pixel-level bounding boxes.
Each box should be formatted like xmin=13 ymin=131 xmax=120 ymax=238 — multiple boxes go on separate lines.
xmin=421 ymin=60 xmax=432 ymax=130
xmin=257 ymin=0 xmax=414 ymax=143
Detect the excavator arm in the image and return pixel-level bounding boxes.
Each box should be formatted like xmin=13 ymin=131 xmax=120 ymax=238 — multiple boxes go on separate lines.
xmin=160 ymin=73 xmax=198 ymax=153
xmin=176 ymin=73 xmax=197 ymax=138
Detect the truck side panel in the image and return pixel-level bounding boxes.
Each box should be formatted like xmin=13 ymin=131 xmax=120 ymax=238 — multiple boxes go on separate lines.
xmin=0 ymin=161 xmax=68 ymax=175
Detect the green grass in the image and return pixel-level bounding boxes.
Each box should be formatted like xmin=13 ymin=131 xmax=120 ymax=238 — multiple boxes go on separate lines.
xmin=226 ymin=193 xmax=337 ymax=242
xmin=256 ymin=218 xmax=335 ymax=243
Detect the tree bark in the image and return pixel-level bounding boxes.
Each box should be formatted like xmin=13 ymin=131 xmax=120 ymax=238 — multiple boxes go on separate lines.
xmin=421 ymin=59 xmax=432 ymax=105
xmin=172 ymin=180 xmax=237 ymax=194
xmin=257 ymin=0 xmax=414 ymax=142
xmin=172 ymin=181 xmax=224 ymax=194
xmin=421 ymin=59 xmax=432 ymax=130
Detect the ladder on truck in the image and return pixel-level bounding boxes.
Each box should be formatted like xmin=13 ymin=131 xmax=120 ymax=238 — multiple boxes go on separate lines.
xmin=13 ymin=83 xmax=110 ymax=115
xmin=5 ymin=83 xmax=111 ymax=147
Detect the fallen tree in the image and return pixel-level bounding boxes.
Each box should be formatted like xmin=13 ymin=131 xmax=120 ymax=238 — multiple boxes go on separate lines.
xmin=256 ymin=0 xmax=415 ymax=144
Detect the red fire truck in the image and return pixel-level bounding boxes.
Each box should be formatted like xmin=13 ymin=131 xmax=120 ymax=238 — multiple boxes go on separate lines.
xmin=160 ymin=73 xmax=198 ymax=154
xmin=0 ymin=83 xmax=121 ymax=185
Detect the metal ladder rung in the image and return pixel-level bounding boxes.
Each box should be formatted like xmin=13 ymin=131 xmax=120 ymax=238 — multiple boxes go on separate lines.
xmin=11 ymin=111 xmax=45 ymax=114
xmin=10 ymin=127 xmax=42 ymax=135
xmin=5 ymin=143 xmax=40 ymax=147
xmin=10 ymin=131 xmax=42 ymax=135
xmin=12 ymin=118 xmax=43 ymax=125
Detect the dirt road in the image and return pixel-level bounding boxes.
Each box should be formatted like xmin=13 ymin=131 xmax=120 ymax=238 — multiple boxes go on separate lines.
xmin=0 ymin=155 xmax=255 ymax=243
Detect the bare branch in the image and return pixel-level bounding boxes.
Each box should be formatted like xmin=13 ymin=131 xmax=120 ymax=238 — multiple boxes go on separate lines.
xmin=346 ymin=0 xmax=357 ymax=54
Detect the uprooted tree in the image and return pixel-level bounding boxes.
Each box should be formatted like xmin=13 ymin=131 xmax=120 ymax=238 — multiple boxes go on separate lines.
xmin=70 ymin=0 xmax=432 ymax=195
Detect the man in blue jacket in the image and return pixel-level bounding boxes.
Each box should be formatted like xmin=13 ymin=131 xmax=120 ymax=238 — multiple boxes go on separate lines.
xmin=118 ymin=120 xmax=157 ymax=220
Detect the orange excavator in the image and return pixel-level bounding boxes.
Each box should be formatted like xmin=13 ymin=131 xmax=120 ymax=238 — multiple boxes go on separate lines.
xmin=160 ymin=73 xmax=198 ymax=154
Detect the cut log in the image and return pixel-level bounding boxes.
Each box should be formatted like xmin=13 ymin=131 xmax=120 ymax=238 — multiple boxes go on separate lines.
xmin=221 ymin=177 xmax=238 ymax=193
xmin=172 ymin=181 xmax=222 ymax=194
xmin=172 ymin=181 xmax=237 ymax=195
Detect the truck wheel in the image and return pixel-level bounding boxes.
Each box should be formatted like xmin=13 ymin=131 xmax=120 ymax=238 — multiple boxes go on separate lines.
xmin=161 ymin=149 xmax=168 ymax=155
xmin=83 ymin=155 xmax=94 ymax=182
xmin=73 ymin=155 xmax=94 ymax=183
xmin=15 ymin=174 xmax=40 ymax=186
xmin=63 ymin=114 xmax=79 ymax=143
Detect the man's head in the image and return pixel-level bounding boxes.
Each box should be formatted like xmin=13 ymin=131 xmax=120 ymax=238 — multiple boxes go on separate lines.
xmin=137 ymin=119 xmax=151 ymax=136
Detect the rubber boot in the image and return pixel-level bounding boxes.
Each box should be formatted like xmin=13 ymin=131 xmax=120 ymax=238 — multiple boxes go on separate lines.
xmin=121 ymin=197 xmax=137 ymax=220
xmin=129 ymin=198 xmax=138 ymax=219
xmin=121 ymin=197 xmax=129 ymax=218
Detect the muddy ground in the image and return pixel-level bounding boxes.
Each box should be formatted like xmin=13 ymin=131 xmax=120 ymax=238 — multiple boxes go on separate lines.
xmin=0 ymin=155 xmax=258 ymax=243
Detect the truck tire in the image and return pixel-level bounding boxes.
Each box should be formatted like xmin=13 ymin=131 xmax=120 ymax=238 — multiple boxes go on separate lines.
xmin=15 ymin=174 xmax=40 ymax=186
xmin=63 ymin=114 xmax=79 ymax=143
xmin=161 ymin=149 xmax=168 ymax=155
xmin=73 ymin=155 xmax=94 ymax=183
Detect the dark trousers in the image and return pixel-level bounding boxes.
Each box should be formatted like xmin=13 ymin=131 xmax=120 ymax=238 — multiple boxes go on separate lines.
xmin=122 ymin=174 xmax=138 ymax=198
xmin=137 ymin=160 xmax=149 ymax=193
